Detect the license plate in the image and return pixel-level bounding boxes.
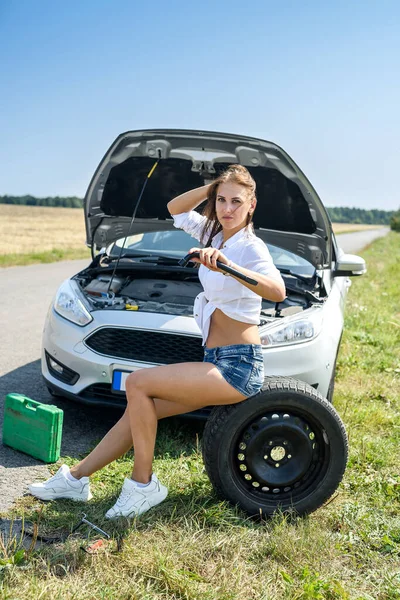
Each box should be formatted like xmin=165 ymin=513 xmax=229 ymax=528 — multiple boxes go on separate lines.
xmin=112 ymin=370 xmax=132 ymax=393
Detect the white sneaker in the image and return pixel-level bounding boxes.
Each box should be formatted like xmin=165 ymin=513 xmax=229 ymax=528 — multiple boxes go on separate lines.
xmin=28 ymin=464 xmax=92 ymax=502
xmin=105 ymin=474 xmax=168 ymax=519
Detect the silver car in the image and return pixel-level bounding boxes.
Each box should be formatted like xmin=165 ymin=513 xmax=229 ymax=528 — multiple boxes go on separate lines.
xmin=42 ymin=129 xmax=368 ymax=517
xmin=42 ymin=129 xmax=365 ymax=411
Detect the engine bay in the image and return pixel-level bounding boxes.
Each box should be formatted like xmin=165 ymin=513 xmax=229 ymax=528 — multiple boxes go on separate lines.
xmin=74 ymin=260 xmax=323 ymax=323
xmin=79 ymin=273 xmax=203 ymax=316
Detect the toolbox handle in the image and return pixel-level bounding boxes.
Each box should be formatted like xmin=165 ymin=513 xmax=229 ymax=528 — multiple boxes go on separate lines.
xmin=23 ymin=398 xmax=39 ymax=411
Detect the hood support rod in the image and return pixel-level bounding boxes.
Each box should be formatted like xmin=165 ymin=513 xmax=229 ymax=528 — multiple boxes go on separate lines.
xmin=106 ymin=156 xmax=161 ymax=294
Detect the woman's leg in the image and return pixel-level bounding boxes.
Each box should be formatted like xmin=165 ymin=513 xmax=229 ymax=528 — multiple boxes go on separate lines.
xmin=70 ymin=409 xmax=132 ymax=479
xmin=70 ymin=397 xmax=204 ymax=479
xmin=126 ymin=361 xmax=246 ymax=483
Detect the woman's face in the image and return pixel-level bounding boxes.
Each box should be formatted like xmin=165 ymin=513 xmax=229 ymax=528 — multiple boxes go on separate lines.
xmin=215 ymin=181 xmax=256 ymax=232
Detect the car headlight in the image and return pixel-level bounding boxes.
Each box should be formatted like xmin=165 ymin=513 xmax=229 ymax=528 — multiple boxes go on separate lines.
xmin=260 ymin=308 xmax=323 ymax=347
xmin=54 ymin=280 xmax=93 ymax=326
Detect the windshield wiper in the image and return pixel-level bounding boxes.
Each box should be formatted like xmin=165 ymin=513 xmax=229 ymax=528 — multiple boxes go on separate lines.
xmin=105 ymin=253 xmax=181 ymax=264
xmin=279 ymin=268 xmax=316 ymax=285
xmin=278 ymin=269 xmax=324 ymax=303
xmin=138 ymin=255 xmax=182 ymax=265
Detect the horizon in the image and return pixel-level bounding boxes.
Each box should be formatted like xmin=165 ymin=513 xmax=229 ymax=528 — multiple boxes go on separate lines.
xmin=0 ymin=193 xmax=394 ymax=214
xmin=1 ymin=1 xmax=399 ymax=210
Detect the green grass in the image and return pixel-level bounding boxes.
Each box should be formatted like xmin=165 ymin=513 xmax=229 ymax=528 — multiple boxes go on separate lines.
xmin=0 ymin=247 xmax=91 ymax=267
xmin=1 ymin=233 xmax=400 ymax=599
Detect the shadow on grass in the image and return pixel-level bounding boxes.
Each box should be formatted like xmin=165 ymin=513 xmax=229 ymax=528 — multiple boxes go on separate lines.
xmin=15 ymin=484 xmax=260 ymax=553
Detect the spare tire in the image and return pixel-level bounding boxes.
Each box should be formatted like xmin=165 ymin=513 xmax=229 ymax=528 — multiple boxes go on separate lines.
xmin=202 ymin=377 xmax=348 ymax=517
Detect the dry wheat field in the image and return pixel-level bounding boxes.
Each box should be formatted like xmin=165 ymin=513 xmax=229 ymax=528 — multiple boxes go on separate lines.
xmin=0 ymin=204 xmax=87 ymax=255
xmin=330 ymin=222 xmax=385 ymax=233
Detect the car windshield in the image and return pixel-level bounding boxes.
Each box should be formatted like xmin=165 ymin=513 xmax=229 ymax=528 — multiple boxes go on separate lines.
xmin=107 ymin=230 xmax=315 ymax=276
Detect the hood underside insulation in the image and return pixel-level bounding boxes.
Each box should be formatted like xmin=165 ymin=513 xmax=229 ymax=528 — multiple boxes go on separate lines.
xmin=100 ymin=157 xmax=317 ymax=234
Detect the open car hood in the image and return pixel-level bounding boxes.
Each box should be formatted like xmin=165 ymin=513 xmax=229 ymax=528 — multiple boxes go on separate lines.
xmin=84 ymin=129 xmax=332 ymax=268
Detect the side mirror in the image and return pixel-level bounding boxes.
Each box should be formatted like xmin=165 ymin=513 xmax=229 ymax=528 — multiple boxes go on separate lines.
xmin=333 ymin=253 xmax=367 ymax=277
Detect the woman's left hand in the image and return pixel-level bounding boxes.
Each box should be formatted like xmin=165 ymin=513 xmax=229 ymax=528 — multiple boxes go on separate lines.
xmin=189 ymin=247 xmax=231 ymax=272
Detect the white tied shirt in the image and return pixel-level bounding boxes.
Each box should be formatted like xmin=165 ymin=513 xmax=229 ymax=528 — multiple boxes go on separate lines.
xmin=173 ymin=211 xmax=284 ymax=345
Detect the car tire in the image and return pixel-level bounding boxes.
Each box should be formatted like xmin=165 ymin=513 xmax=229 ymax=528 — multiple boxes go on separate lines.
xmin=202 ymin=376 xmax=348 ymax=518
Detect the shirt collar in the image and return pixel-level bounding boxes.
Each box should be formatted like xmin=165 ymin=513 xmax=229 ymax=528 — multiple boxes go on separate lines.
xmin=211 ymin=225 xmax=254 ymax=249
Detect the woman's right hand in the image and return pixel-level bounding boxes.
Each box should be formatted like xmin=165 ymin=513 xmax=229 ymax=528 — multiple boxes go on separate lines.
xmin=189 ymin=247 xmax=231 ymax=272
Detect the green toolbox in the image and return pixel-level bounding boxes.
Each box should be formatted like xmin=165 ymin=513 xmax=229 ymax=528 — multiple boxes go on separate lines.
xmin=2 ymin=393 xmax=63 ymax=463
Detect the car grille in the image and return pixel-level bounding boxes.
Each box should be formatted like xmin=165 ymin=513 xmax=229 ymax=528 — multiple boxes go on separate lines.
xmin=84 ymin=328 xmax=204 ymax=364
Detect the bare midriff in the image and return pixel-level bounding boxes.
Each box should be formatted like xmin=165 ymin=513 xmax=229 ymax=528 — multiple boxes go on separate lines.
xmin=205 ymin=308 xmax=261 ymax=349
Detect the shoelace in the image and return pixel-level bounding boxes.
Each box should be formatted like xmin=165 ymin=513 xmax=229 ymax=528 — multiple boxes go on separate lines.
xmin=115 ymin=481 xmax=155 ymax=508
xmin=46 ymin=470 xmax=81 ymax=487
xmin=45 ymin=471 xmax=65 ymax=484
xmin=114 ymin=487 xmax=133 ymax=507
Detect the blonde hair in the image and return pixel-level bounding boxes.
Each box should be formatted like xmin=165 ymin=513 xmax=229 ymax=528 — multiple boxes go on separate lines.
xmin=200 ymin=164 xmax=256 ymax=247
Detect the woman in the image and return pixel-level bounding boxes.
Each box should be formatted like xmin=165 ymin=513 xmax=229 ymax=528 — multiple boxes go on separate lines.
xmin=29 ymin=165 xmax=286 ymax=519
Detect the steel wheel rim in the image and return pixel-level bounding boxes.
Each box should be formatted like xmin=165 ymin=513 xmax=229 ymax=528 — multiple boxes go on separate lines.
xmin=231 ymin=406 xmax=330 ymax=505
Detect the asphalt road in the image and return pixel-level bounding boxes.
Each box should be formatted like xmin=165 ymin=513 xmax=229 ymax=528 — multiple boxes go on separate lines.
xmin=0 ymin=259 xmax=122 ymax=513
xmin=335 ymin=227 xmax=389 ymax=253
xmin=0 ymin=227 xmax=390 ymax=513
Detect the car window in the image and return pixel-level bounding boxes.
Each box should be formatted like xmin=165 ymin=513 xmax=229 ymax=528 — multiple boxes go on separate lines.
xmin=111 ymin=230 xmax=197 ymax=257
xmin=109 ymin=230 xmax=315 ymax=274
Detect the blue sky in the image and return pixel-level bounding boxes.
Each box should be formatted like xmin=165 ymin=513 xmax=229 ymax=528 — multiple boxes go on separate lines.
xmin=1 ymin=0 xmax=399 ymax=210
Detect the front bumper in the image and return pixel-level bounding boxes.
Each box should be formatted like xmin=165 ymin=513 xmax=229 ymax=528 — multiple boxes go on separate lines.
xmin=42 ymin=303 xmax=339 ymax=409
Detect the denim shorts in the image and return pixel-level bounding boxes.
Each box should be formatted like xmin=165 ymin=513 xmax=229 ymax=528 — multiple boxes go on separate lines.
xmin=203 ymin=344 xmax=265 ymax=398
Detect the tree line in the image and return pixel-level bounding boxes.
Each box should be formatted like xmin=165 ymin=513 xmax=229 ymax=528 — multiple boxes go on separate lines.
xmin=1 ymin=195 xmax=398 ymax=228
xmin=390 ymin=211 xmax=400 ymax=232
xmin=326 ymin=206 xmax=394 ymax=225
xmin=0 ymin=195 xmax=83 ymax=208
